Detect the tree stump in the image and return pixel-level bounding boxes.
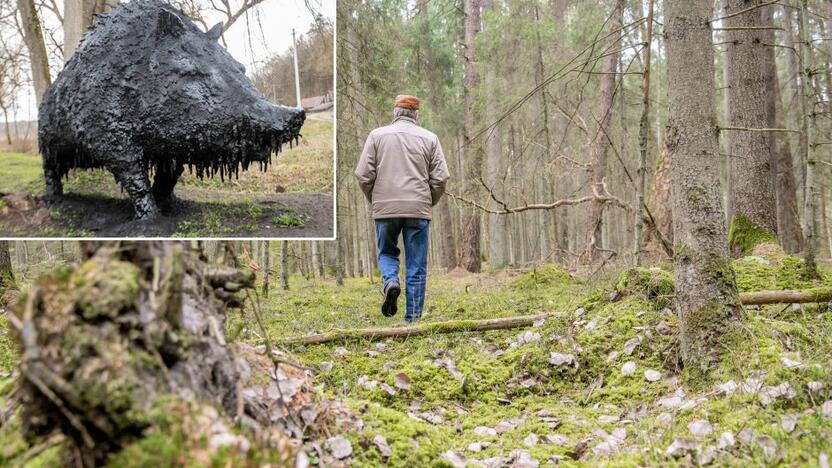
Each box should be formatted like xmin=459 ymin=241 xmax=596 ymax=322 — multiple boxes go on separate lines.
xmin=8 ymin=241 xmax=306 ymax=466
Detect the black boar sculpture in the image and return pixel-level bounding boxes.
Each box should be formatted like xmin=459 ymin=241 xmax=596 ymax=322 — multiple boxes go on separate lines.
xmin=38 ymin=0 xmax=305 ymax=219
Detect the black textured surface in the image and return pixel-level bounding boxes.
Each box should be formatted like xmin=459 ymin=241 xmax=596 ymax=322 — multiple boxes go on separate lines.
xmin=38 ymin=0 xmax=305 ymax=219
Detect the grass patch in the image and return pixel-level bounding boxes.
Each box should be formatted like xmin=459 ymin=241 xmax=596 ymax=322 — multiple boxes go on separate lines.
xmin=0 ymin=152 xmax=44 ymax=193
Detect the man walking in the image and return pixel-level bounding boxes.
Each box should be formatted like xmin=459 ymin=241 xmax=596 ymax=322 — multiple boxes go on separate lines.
xmin=354 ymin=95 xmax=450 ymax=323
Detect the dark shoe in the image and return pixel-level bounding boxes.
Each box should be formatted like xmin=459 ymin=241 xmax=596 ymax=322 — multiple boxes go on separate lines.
xmin=381 ymin=282 xmax=400 ymax=317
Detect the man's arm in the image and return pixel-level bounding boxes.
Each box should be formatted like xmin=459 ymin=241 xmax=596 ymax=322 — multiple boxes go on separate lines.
xmin=354 ymin=133 xmax=377 ymax=203
xmin=428 ymin=138 xmax=450 ymax=206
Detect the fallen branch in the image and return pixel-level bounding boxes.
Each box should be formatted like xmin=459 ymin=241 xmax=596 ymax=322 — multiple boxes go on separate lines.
xmin=281 ymin=288 xmax=832 ymax=346
xmin=738 ymin=288 xmax=832 ymax=305
xmin=280 ymin=312 xmax=553 ymax=345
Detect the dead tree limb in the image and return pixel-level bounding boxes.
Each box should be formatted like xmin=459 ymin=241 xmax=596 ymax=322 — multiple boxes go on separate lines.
xmin=281 ymin=288 xmax=832 ymax=345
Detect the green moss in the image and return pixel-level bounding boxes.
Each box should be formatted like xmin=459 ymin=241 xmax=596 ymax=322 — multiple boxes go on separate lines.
xmin=728 ymin=215 xmax=778 ymax=257
xmin=615 ymin=268 xmax=675 ymax=309
xmin=510 ymin=265 xmax=576 ymax=290
xmin=71 ymin=259 xmax=140 ymax=319
xmin=733 ymin=254 xmax=822 ymax=292
xmin=0 ymin=315 xmax=16 ymax=373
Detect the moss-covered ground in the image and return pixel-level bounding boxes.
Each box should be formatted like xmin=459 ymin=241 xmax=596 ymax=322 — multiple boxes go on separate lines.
xmin=1 ymin=250 xmax=831 ymax=466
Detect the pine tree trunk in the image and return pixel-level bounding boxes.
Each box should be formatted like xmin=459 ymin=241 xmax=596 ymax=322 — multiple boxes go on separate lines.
xmin=644 ymin=140 xmax=672 ymax=257
xmin=63 ymin=0 xmax=109 ymax=61
xmin=461 ymin=0 xmax=482 ymax=272
xmin=769 ymin=4 xmax=804 ymax=254
xmin=725 ymin=0 xmax=779 ymax=250
xmin=0 ymin=240 xmax=14 ymax=302
xmin=665 ymin=0 xmax=743 ymax=381
xmin=585 ymin=0 xmax=624 ymax=262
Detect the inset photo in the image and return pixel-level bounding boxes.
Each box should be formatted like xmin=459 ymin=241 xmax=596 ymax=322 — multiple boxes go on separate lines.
xmin=0 ymin=0 xmax=334 ymax=238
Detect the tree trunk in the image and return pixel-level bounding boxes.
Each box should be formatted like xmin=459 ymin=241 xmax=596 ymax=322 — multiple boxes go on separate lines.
xmin=724 ymin=0 xmax=779 ymax=252
xmin=311 ymin=241 xmax=321 ymax=278
xmin=769 ymin=4 xmax=804 ymax=254
xmin=484 ymin=0 xmax=507 ymax=269
xmin=635 ymin=0 xmax=654 ymax=266
xmin=438 ymin=197 xmax=457 ymax=269
xmin=281 ymin=241 xmax=290 ymax=290
xmin=17 ymin=0 xmax=52 ymax=105
xmin=335 ymin=230 xmax=345 ymax=286
xmin=461 ymin=0 xmax=482 ymax=273
xmin=797 ymin=0 xmax=819 ymax=277
xmin=665 ymin=0 xmax=743 ymax=382
xmin=585 ymin=0 xmax=624 ymax=262
xmin=644 ymin=139 xmax=672 ymax=257
xmin=63 ymin=0 xmax=110 ymax=61
xmin=0 ymin=240 xmax=14 ymax=302
xmin=261 ymin=240 xmax=270 ymax=296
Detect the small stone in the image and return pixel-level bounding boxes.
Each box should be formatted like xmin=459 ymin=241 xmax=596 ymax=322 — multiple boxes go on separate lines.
xmin=373 ymin=435 xmax=392 ymax=457
xmin=781 ymin=413 xmax=798 ymax=433
xmin=780 ymin=353 xmax=804 ymax=369
xmin=822 ymin=400 xmax=832 ymax=418
xmin=467 ymin=442 xmax=485 ymax=452
xmin=380 ymin=383 xmax=397 ymax=395
xmin=326 ymin=436 xmax=353 ymax=459
xmin=620 ymin=361 xmax=637 ymax=376
xmin=520 ymin=378 xmax=537 ymax=388
xmin=611 ymin=427 xmax=626 ymax=441
xmin=517 ymin=330 xmax=541 ymax=345
xmin=659 ymin=396 xmax=684 ymax=409
xmin=808 ymin=381 xmax=824 ymax=392
xmin=598 ymin=415 xmax=620 ymax=424
xmin=510 ymin=449 xmax=539 ymax=468
xmin=698 ymin=445 xmax=717 ymax=465
xmin=533 ymin=318 xmax=546 ymax=327
xmin=688 ymin=419 xmax=712 ymax=437
xmin=474 ymin=426 xmax=498 ymax=437
xmin=574 ymin=307 xmax=585 ymax=317
xmin=334 ymin=346 xmax=348 ymax=357
xmin=718 ymin=432 xmax=735 ymax=449
xmin=544 ymin=434 xmax=571 ymax=446
xmin=523 ymin=433 xmax=539 ymax=447
xmin=738 ymin=428 xmax=755 ymax=445
xmin=549 ymin=352 xmax=575 ymax=366
xmin=606 ymin=351 xmax=620 ymax=362
xmin=717 ymin=380 xmax=737 ymax=395
xmin=644 ymin=369 xmax=662 ymax=382
xmin=666 ymin=438 xmax=700 ymax=458
xmin=655 ymin=320 xmax=671 ymax=335
xmin=495 ymin=420 xmax=517 ymax=433
xmin=623 ymin=337 xmax=640 ymax=355
xmin=394 ymin=372 xmax=412 ymax=390
xmin=319 ymin=361 xmax=333 ymax=372
xmin=656 ymin=412 xmax=673 ymax=426
xmin=756 ymin=435 xmax=777 ymax=459
xmin=442 ymin=450 xmax=467 ymax=468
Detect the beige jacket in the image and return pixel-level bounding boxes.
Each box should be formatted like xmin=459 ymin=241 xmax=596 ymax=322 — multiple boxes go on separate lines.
xmin=354 ymin=116 xmax=450 ymax=220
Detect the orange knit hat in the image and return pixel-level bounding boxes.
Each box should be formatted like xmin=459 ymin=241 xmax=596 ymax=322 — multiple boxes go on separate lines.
xmin=394 ymin=94 xmax=420 ymax=110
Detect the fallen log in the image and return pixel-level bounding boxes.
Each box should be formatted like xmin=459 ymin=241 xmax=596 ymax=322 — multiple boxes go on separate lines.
xmin=738 ymin=287 xmax=832 ymax=305
xmin=281 ymin=287 xmax=832 ymax=346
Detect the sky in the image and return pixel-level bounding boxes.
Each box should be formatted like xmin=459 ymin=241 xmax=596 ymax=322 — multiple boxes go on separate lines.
xmin=9 ymin=0 xmax=334 ymax=122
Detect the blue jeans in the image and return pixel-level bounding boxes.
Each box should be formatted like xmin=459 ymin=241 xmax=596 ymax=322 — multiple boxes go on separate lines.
xmin=375 ymin=218 xmax=430 ymax=322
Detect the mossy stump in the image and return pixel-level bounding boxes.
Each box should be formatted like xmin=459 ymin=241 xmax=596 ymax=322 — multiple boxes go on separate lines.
xmin=6 ymin=241 xmax=301 ymax=466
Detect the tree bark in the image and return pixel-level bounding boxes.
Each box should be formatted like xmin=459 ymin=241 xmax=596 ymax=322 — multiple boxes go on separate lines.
xmin=585 ymin=0 xmax=624 ymax=263
xmin=484 ymin=0 xmax=507 ymax=269
xmin=261 ymin=240 xmax=270 ymax=296
xmin=63 ymin=0 xmax=110 ymax=61
xmin=280 ymin=241 xmax=290 ymax=290
xmin=0 ymin=240 xmax=14 ymax=302
xmin=644 ymin=139 xmax=672 ymax=257
xmin=724 ymin=0 xmax=779 ymax=247
xmin=797 ymin=0 xmax=819 ymax=277
xmin=665 ymin=0 xmax=743 ymax=381
xmin=635 ymin=0 xmax=654 ymax=266
xmin=461 ymin=0 xmax=482 ymax=272
xmin=17 ymin=0 xmax=52 ymax=105
xmin=769 ymin=14 xmax=804 ymax=255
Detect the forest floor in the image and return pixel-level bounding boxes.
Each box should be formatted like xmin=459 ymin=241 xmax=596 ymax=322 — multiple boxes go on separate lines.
xmin=0 ymin=115 xmax=333 ymax=238
xmin=1 ymin=246 xmax=831 ymax=466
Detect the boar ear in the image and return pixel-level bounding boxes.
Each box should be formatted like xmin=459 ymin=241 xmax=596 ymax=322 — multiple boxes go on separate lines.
xmin=206 ymin=22 xmax=224 ymax=41
xmin=156 ymin=9 xmax=186 ymax=39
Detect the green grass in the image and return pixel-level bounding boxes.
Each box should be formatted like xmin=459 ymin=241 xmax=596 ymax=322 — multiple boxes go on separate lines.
xmin=0 ymin=152 xmax=44 ymax=193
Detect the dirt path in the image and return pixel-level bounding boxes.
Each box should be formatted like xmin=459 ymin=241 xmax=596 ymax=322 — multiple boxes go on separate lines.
xmin=0 ymin=189 xmax=333 ymax=238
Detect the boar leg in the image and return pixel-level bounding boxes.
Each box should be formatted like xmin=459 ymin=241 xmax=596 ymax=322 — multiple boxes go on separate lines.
xmin=113 ymin=165 xmax=160 ymax=220
xmin=43 ymin=168 xmax=63 ymax=201
xmin=152 ymin=164 xmax=184 ymax=212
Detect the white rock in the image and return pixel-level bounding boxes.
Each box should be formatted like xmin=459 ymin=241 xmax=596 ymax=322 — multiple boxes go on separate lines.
xmin=822 ymin=400 xmax=832 ymax=418
xmin=523 ymin=433 xmax=539 ymax=447
xmin=516 ymin=330 xmax=541 ymax=345
xmin=738 ymin=428 xmax=755 ymax=445
xmin=756 ymin=435 xmax=777 ymax=459
xmin=373 ymin=435 xmax=392 ymax=457
xmin=808 ymin=381 xmax=824 ymax=392
xmin=319 ymin=361 xmax=333 ymax=372
xmin=607 ymin=351 xmax=620 ymax=362
xmin=474 ymin=426 xmax=498 ymax=437
xmin=698 ymin=445 xmax=717 ymax=465
xmin=780 ymin=353 xmax=804 ymax=369
xmin=621 ymin=361 xmax=637 ymax=376
xmin=644 ymin=369 xmax=662 ymax=382
xmin=544 ymin=434 xmax=571 ymax=446
xmin=741 ymin=375 xmax=764 ymax=394
xmin=467 ymin=442 xmax=485 ymax=452
xmin=623 ymin=337 xmax=640 ymax=355
xmin=688 ymin=419 xmax=713 ymax=437
xmin=659 ymin=396 xmax=684 ymax=409
xmin=380 ymin=383 xmax=397 ymax=395
xmin=656 ymin=412 xmax=673 ymax=426
xmin=611 ymin=427 xmax=627 ymax=441
xmin=718 ymin=432 xmax=735 ymax=449
xmin=334 ymin=346 xmax=348 ymax=357
xmin=598 ymin=415 xmax=620 ymax=424
xmin=549 ymin=352 xmax=575 ymax=366
xmin=780 ymin=413 xmax=798 ymax=433
xmin=510 ymin=449 xmax=539 ymax=468
xmin=326 ymin=436 xmax=353 ymax=459
xmin=717 ymin=380 xmax=738 ymax=395
xmin=442 ymin=450 xmax=467 ymax=468
xmin=592 ymin=438 xmax=620 ymax=456
xmin=574 ymin=307 xmax=585 ymax=317
xmin=759 ymin=382 xmax=796 ymax=406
